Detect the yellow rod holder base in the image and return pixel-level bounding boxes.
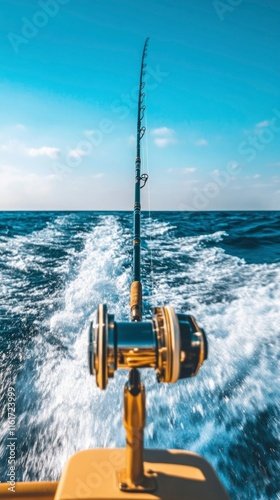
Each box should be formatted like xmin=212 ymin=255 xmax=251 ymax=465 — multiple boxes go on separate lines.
xmin=118 ymin=368 xmax=157 ymax=492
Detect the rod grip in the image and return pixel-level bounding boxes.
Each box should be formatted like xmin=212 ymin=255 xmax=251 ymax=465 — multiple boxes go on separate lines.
xmin=130 ymin=281 xmax=142 ymax=321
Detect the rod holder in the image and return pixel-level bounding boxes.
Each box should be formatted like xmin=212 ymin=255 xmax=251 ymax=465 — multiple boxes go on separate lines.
xmin=117 ymin=368 xmax=157 ymax=492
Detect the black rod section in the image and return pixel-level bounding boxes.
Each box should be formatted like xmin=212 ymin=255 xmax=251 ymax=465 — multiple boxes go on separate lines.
xmin=130 ymin=37 xmax=149 ymax=322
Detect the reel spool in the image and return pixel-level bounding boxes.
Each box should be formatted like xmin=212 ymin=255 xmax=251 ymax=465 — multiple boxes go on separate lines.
xmin=89 ymin=304 xmax=208 ymax=389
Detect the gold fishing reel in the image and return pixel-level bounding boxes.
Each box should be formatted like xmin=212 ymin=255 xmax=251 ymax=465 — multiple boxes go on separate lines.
xmin=89 ymin=304 xmax=208 ymax=389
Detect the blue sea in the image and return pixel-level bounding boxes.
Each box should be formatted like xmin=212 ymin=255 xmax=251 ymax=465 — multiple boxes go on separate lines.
xmin=0 ymin=211 xmax=279 ymax=499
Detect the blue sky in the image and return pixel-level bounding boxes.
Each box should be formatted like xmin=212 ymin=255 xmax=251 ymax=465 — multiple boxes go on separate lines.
xmin=0 ymin=0 xmax=279 ymax=210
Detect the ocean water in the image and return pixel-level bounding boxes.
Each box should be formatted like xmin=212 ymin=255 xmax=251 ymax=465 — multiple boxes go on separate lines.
xmin=0 ymin=211 xmax=279 ymax=499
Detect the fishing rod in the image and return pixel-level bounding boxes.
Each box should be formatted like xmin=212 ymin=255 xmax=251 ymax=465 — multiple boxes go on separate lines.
xmin=88 ymin=39 xmax=208 ymax=492
xmin=0 ymin=39 xmax=229 ymax=500
xmin=130 ymin=36 xmax=149 ymax=322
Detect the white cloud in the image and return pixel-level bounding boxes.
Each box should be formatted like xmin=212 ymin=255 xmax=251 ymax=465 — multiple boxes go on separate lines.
xmin=194 ymin=138 xmax=208 ymax=147
xmin=253 ymin=120 xmax=271 ymax=135
xmin=0 ymin=165 xmax=19 ymax=175
xmin=245 ymin=120 xmax=271 ymax=137
xmin=92 ymin=173 xmax=104 ymax=179
xmin=151 ymin=127 xmax=174 ymax=137
xmin=252 ymin=183 xmax=273 ymax=188
xmin=167 ymin=167 xmax=196 ymax=174
xmin=212 ymin=169 xmax=219 ymax=175
xmin=0 ymin=140 xmax=24 ymax=153
xmin=68 ymin=148 xmax=88 ymax=159
xmin=255 ymin=120 xmax=269 ymax=129
xmin=154 ymin=137 xmax=177 ymax=148
xmin=27 ymin=146 xmax=60 ymax=159
xmin=151 ymin=127 xmax=178 ymax=148
xmin=128 ymin=135 xmax=136 ymax=145
xmin=245 ymin=174 xmax=261 ymax=180
xmin=183 ymin=167 xmax=196 ymax=174
xmin=15 ymin=123 xmax=27 ymax=131
xmin=0 ymin=166 xmax=60 ymax=209
xmin=229 ymin=162 xmax=240 ymax=173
